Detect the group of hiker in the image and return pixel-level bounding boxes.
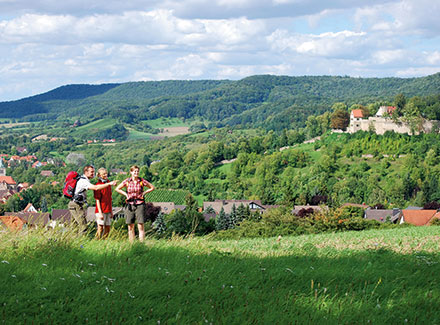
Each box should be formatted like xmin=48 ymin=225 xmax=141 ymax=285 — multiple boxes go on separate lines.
xmin=68 ymin=165 xmax=155 ymax=242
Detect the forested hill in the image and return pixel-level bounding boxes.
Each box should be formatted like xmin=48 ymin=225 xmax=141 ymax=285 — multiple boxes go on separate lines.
xmin=1 ymin=73 xmax=439 ymax=129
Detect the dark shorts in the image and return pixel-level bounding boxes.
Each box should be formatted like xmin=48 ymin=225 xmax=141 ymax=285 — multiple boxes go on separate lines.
xmin=124 ymin=203 xmax=146 ymax=224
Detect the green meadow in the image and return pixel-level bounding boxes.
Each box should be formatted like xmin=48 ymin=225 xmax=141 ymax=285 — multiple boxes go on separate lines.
xmin=144 ymin=117 xmax=187 ymax=128
xmin=1 ymin=226 xmax=440 ymax=324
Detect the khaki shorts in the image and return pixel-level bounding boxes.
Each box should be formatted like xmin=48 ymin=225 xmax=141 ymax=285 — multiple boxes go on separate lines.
xmin=96 ymin=212 xmax=112 ymax=226
xmin=124 ymin=203 xmax=146 ymax=224
xmin=68 ymin=200 xmax=87 ymax=233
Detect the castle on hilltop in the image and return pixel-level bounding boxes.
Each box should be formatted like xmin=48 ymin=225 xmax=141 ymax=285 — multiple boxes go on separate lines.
xmin=347 ymin=106 xmax=437 ymax=135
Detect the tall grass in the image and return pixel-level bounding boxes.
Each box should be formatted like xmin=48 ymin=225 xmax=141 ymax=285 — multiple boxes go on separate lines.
xmin=1 ymin=226 xmax=440 ymax=323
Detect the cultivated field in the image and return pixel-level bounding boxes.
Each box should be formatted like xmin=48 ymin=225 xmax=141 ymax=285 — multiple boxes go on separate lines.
xmin=159 ymin=126 xmax=190 ymax=136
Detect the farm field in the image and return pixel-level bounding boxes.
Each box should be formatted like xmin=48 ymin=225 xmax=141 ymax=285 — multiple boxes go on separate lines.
xmin=144 ymin=117 xmax=187 ymax=128
xmin=1 ymin=226 xmax=440 ymax=323
xmin=0 ymin=122 xmax=30 ymax=128
xmin=126 ymin=128 xmax=152 ymax=141
xmin=70 ymin=118 xmax=118 ymax=137
xmin=158 ymin=126 xmax=190 ymax=137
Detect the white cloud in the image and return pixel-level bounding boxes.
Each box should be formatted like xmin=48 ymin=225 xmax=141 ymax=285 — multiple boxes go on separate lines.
xmin=0 ymin=0 xmax=439 ymax=101
xmin=396 ymin=66 xmax=440 ymax=77
xmin=268 ymin=29 xmax=369 ymax=59
xmin=371 ymin=49 xmax=406 ymax=65
xmin=354 ymin=0 xmax=440 ymax=38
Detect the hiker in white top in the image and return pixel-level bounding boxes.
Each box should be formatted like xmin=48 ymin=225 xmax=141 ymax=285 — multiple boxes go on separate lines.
xmin=68 ymin=165 xmax=117 ymax=234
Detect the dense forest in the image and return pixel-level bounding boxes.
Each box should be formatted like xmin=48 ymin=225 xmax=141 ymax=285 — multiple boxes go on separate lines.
xmin=2 ymin=73 xmax=440 ymax=131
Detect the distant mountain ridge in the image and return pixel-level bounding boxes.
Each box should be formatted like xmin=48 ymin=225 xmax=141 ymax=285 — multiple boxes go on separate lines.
xmin=1 ymin=73 xmax=439 ymax=129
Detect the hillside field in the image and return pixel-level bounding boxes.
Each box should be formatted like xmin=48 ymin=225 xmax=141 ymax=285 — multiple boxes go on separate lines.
xmin=1 ymin=226 xmax=439 ymax=323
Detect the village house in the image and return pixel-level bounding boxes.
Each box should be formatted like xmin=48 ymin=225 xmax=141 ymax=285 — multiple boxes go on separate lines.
xmin=375 ymin=106 xmax=396 ymax=117
xmin=0 ymin=189 xmax=14 ymax=204
xmin=150 ymin=202 xmax=186 ymax=214
xmin=110 ymin=168 xmax=127 ymax=175
xmin=400 ymin=209 xmax=440 ymax=226
xmin=32 ymin=161 xmax=48 ymax=168
xmin=203 ymin=199 xmax=277 ymax=216
xmin=364 ymin=208 xmax=401 ymax=223
xmin=0 ymin=175 xmax=17 ymax=192
xmin=40 ymin=170 xmax=55 ymax=177
xmin=16 ymin=147 xmax=27 ymax=154
xmin=7 ymin=155 xmax=37 ymax=167
xmin=86 ymin=207 xmax=125 ymax=222
xmin=3 ymin=211 xmax=50 ymax=229
xmin=50 ymin=209 xmax=72 ymax=228
xmin=0 ymin=215 xmax=27 ymax=231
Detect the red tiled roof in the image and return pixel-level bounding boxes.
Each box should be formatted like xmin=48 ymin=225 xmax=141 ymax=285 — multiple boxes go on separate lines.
xmin=0 ymin=216 xmax=27 ymax=230
xmin=387 ymin=106 xmax=396 ymax=113
xmin=352 ymin=109 xmax=364 ymax=118
xmin=402 ymin=210 xmax=437 ymax=226
xmin=0 ymin=176 xmax=16 ymax=185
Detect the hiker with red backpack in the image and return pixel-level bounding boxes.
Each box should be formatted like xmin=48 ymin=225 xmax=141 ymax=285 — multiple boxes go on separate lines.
xmin=115 ymin=165 xmax=155 ymax=242
xmin=67 ymin=165 xmax=117 ymax=234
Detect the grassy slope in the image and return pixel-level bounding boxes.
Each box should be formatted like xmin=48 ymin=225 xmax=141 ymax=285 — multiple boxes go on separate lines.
xmin=144 ymin=117 xmax=187 ymax=128
xmin=69 ymin=118 xmax=118 ymax=137
xmin=1 ymin=226 xmax=439 ymax=323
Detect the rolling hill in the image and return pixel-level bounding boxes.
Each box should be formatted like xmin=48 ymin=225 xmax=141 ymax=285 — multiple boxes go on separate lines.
xmin=1 ymin=73 xmax=439 ymax=130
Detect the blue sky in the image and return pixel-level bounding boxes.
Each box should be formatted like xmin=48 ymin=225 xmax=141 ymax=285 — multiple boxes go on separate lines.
xmin=0 ymin=0 xmax=439 ymax=102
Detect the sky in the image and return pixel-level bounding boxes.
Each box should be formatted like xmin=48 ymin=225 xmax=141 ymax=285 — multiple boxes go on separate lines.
xmin=0 ymin=0 xmax=439 ymax=102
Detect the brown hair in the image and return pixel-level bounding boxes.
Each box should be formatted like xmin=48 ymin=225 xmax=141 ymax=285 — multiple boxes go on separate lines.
xmin=83 ymin=165 xmax=94 ymax=173
xmin=129 ymin=165 xmax=140 ymax=172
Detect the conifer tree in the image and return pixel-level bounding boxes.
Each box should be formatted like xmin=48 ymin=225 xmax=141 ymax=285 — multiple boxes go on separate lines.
xmin=40 ymin=197 xmax=48 ymax=213
xmin=230 ymin=204 xmax=237 ymax=227
xmin=215 ymin=207 xmax=229 ymax=231
xmin=153 ymin=212 xmax=167 ymax=235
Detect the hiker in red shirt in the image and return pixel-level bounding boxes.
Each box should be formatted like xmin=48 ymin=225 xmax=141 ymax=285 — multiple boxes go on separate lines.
xmin=115 ymin=165 xmax=155 ymax=242
xmin=94 ymin=168 xmax=114 ymax=239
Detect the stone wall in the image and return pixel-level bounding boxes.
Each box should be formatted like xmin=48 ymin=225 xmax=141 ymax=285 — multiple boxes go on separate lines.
xmin=348 ymin=117 xmax=438 ymax=135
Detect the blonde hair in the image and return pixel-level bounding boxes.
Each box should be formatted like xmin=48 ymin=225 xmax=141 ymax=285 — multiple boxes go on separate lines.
xmin=97 ymin=168 xmax=108 ymax=177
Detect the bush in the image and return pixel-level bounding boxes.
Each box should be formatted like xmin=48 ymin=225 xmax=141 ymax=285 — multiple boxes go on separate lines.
xmin=214 ymin=206 xmax=385 ymax=239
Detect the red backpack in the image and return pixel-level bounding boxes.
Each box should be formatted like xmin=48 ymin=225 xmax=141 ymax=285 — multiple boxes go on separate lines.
xmin=63 ymin=171 xmax=80 ymax=199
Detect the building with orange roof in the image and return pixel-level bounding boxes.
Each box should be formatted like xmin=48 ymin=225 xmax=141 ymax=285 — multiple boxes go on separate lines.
xmin=400 ymin=209 xmax=438 ymax=226
xmin=375 ymin=106 xmax=396 ymax=117
xmin=0 ymin=216 xmax=27 ymax=231
xmin=351 ymin=109 xmax=364 ymax=119
xmin=0 ymin=176 xmax=17 ymax=191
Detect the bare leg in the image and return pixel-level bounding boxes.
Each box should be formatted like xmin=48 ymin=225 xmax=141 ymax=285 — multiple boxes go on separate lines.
xmin=128 ymin=224 xmax=136 ymax=242
xmin=103 ymin=225 xmax=111 ymax=239
xmin=138 ymin=223 xmax=145 ymax=242
xmin=96 ymin=224 xmax=104 ymax=239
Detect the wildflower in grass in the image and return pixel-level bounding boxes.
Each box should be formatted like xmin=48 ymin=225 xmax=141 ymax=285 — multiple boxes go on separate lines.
xmin=88 ymin=263 xmax=95 ymax=266
xmin=128 ymin=292 xmax=135 ymax=299
xmin=1 ymin=260 xmax=9 ymax=264
xmin=73 ymin=273 xmax=81 ymax=278
xmin=60 ymin=278 xmax=65 ymax=281
xmin=41 ymin=287 xmax=47 ymax=291
xmin=11 ymin=275 xmax=16 ymax=278
xmin=42 ymin=263 xmax=47 ymax=267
